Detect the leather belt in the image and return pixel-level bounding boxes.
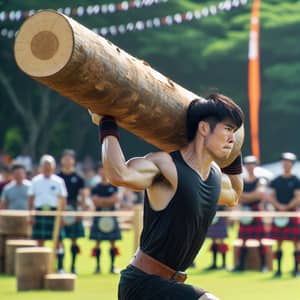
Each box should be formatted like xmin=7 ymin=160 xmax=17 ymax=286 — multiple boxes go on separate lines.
xmin=130 ymin=249 xmax=187 ymax=283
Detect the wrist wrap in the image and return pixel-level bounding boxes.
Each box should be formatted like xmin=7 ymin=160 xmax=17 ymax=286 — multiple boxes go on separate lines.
xmin=98 ymin=116 xmax=120 ymax=143
xmin=221 ymin=154 xmax=242 ymax=175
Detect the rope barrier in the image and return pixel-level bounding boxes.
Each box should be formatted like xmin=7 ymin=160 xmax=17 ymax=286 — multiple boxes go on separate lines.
xmin=0 ymin=209 xmax=299 ymax=217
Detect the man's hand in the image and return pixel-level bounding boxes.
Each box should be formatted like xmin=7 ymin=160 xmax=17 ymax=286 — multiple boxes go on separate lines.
xmin=88 ymin=109 xmax=103 ymax=125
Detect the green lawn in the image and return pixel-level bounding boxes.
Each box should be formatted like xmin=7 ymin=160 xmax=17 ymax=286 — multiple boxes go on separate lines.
xmin=0 ymin=226 xmax=299 ymax=300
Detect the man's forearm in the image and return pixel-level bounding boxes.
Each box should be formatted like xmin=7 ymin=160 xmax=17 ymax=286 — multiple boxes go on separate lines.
xmin=102 ymin=136 xmax=128 ymax=185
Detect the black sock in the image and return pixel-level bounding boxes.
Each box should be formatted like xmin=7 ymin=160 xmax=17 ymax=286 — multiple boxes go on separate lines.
xmin=71 ymin=244 xmax=79 ymax=269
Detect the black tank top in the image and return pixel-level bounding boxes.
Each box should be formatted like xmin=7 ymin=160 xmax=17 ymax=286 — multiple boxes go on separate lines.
xmin=140 ymin=151 xmax=221 ymax=271
xmin=243 ymin=178 xmax=260 ymax=207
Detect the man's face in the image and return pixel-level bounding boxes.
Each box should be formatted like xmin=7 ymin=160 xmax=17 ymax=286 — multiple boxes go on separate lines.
xmin=205 ymin=120 xmax=236 ymax=160
xmin=41 ymin=161 xmax=55 ymax=176
xmin=245 ymin=163 xmax=256 ymax=174
xmin=13 ymin=168 xmax=26 ymax=182
xmin=281 ymin=159 xmax=294 ymax=174
xmin=61 ymin=154 xmax=75 ymax=169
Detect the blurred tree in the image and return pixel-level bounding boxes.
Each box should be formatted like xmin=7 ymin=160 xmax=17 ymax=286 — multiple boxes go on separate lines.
xmin=0 ymin=0 xmax=300 ymax=163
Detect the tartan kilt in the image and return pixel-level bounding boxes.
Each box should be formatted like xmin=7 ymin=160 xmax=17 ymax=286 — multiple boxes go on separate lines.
xmin=238 ymin=217 xmax=265 ymax=240
xmin=270 ymin=216 xmax=300 ymax=241
xmin=32 ymin=207 xmax=65 ymax=240
xmin=206 ymin=216 xmax=228 ymax=239
xmin=89 ymin=216 xmax=121 ymax=241
xmin=64 ymin=221 xmax=85 ymax=239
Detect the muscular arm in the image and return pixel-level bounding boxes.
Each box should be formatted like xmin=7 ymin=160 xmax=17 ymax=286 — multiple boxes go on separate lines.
xmin=102 ymin=136 xmax=169 ymax=190
xmin=218 ymin=173 xmax=243 ymax=207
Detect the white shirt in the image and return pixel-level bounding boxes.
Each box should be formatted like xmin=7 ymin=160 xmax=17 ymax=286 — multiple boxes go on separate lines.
xmin=28 ymin=174 xmax=67 ymax=208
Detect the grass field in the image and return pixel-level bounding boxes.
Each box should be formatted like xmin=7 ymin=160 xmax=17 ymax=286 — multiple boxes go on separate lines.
xmin=0 ymin=226 xmax=299 ymax=300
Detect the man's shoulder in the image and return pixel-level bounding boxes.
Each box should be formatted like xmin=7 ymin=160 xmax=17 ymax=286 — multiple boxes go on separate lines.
xmin=2 ymin=181 xmax=16 ymax=191
xmin=50 ymin=174 xmax=65 ymax=184
xmin=145 ymin=151 xmax=172 ymax=163
xmin=31 ymin=174 xmax=43 ymax=182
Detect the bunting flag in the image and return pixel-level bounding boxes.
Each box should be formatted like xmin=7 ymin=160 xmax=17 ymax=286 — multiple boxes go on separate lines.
xmin=248 ymin=0 xmax=261 ymax=159
xmin=0 ymin=0 xmax=168 ymax=23
xmin=0 ymin=0 xmax=250 ymax=39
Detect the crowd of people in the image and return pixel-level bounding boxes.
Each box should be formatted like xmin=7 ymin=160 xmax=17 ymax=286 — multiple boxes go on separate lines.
xmin=0 ymin=149 xmax=142 ymax=275
xmin=0 ymin=149 xmax=300 ymax=278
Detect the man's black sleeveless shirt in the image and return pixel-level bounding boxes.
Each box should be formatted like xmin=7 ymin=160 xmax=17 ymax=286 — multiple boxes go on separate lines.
xmin=140 ymin=151 xmax=222 ymax=271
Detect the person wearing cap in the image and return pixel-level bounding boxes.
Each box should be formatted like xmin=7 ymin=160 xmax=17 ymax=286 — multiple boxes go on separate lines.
xmin=267 ymin=152 xmax=300 ymax=277
xmin=233 ymin=155 xmax=268 ymax=272
xmin=28 ymin=154 xmax=67 ymax=273
xmin=57 ymin=149 xmax=87 ymax=274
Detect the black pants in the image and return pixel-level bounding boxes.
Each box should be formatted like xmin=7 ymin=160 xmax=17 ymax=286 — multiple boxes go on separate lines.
xmin=118 ymin=265 xmax=205 ymax=300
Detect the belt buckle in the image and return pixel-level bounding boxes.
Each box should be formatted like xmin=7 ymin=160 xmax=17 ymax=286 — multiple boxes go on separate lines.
xmin=171 ymin=271 xmax=187 ymax=282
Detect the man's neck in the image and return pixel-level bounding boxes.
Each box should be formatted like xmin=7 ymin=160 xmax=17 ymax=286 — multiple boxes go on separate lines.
xmin=62 ymin=167 xmax=74 ymax=175
xmin=180 ymin=141 xmax=212 ymax=180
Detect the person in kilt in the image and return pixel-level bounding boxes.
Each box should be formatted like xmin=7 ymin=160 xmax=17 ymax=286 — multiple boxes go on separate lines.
xmin=267 ymin=152 xmax=300 ymax=278
xmin=58 ymin=149 xmax=87 ymax=274
xmin=89 ymin=164 xmax=121 ymax=274
xmin=205 ymin=205 xmax=229 ymax=270
xmin=233 ymin=155 xmax=267 ymax=272
xmin=28 ymin=154 xmax=67 ymax=273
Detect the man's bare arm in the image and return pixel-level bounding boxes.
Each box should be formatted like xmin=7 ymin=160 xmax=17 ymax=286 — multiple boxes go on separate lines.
xmin=218 ymin=174 xmax=243 ymax=207
xmin=102 ymin=136 xmax=161 ymax=190
xmin=0 ymin=199 xmax=8 ymax=209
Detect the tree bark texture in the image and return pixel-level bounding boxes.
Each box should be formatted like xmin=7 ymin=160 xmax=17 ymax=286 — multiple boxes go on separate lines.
xmin=14 ymin=10 xmax=243 ymax=166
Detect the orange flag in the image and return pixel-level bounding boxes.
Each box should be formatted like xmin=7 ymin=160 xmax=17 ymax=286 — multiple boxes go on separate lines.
xmin=248 ymin=0 xmax=261 ymax=159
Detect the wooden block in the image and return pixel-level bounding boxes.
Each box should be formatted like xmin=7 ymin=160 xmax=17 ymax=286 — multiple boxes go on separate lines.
xmin=15 ymin=247 xmax=52 ymax=291
xmin=5 ymin=239 xmax=38 ymax=275
xmin=44 ymin=274 xmax=76 ymax=291
xmin=0 ymin=215 xmax=32 ymax=236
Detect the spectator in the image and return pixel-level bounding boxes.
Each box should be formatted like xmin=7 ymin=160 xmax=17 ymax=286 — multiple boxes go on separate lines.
xmin=206 ymin=205 xmax=229 ymax=270
xmin=0 ymin=166 xmax=12 ymax=194
xmin=267 ymin=152 xmax=300 ymax=277
xmin=28 ymin=154 xmax=67 ymax=273
xmin=58 ymin=149 xmax=87 ymax=274
xmin=234 ymin=155 xmax=267 ymax=272
xmin=90 ymin=164 xmax=121 ymax=274
xmin=0 ymin=163 xmax=31 ymax=210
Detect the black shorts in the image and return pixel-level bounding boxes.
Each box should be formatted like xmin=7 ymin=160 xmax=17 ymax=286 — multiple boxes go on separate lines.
xmin=118 ymin=265 xmax=205 ymax=300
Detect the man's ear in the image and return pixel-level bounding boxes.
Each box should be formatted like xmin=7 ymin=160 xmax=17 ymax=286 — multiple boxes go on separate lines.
xmin=198 ymin=121 xmax=210 ymax=136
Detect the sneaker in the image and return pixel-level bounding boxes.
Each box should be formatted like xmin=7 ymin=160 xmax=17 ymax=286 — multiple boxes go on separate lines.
xmin=261 ymin=266 xmax=268 ymax=273
xmin=94 ymin=266 xmax=101 ymax=274
xmin=71 ymin=266 xmax=77 ymax=274
xmin=58 ymin=269 xmax=65 ymax=274
xmin=110 ymin=267 xmax=120 ymax=274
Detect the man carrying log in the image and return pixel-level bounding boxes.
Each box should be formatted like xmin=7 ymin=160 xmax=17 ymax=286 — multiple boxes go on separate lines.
xmin=89 ymin=93 xmax=244 ymax=300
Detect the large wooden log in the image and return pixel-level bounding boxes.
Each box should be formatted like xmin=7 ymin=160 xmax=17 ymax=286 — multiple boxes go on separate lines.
xmin=14 ymin=10 xmax=243 ymax=166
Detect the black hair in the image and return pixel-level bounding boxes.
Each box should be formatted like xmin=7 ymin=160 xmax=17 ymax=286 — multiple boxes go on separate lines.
xmin=10 ymin=163 xmax=26 ymax=172
xmin=186 ymin=93 xmax=244 ymax=142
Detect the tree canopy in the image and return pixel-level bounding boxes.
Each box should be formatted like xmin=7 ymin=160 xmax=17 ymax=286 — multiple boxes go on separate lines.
xmin=1 ymin=0 xmax=300 ymax=163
